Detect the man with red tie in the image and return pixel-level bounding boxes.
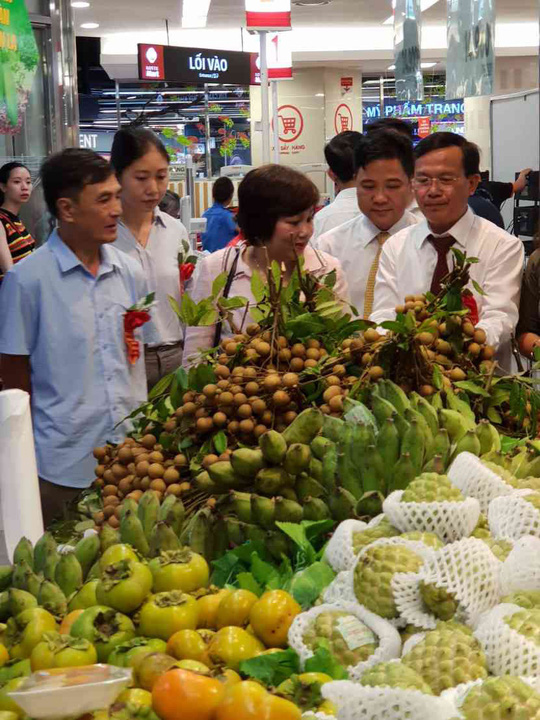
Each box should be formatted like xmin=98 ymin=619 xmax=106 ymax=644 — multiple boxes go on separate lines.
xmin=370 ymin=132 xmax=524 ymax=369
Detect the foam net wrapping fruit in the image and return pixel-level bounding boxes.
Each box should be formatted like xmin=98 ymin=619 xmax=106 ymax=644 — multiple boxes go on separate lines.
xmin=320 ymin=680 xmax=457 ymax=720
xmin=500 ymin=536 xmax=540 ymax=596
xmin=321 ymin=570 xmax=357 ymax=605
xmin=474 ymin=604 xmax=540 ymax=676
xmin=448 ymin=452 xmax=517 ymax=514
xmin=392 ymin=538 xmax=503 ymax=631
xmin=488 ymin=491 xmax=540 ymax=541
xmin=287 ymin=602 xmax=401 ymax=681
xmin=441 ymin=677 xmax=540 ymax=720
xmin=324 ymin=518 xmax=380 ymax=573
xmin=382 ymin=490 xmax=481 ymax=544
xmin=301 ymin=713 xmax=335 ymax=720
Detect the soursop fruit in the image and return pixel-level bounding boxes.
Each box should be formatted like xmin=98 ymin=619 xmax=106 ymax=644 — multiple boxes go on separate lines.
xmin=501 ymin=591 xmax=540 ymax=610
xmin=303 ymin=611 xmax=378 ymax=667
xmin=505 ymin=609 xmax=540 ymax=646
xmin=352 ymin=518 xmax=399 ymax=555
xmin=401 ymin=474 xmax=464 ymax=503
xmin=399 ymin=531 xmax=444 ymax=549
xmin=360 ymin=661 xmax=433 ymax=695
xmin=419 ymin=581 xmax=458 ymax=621
xmin=459 ymin=676 xmax=540 ymax=720
xmin=354 ymin=543 xmax=424 ymax=619
xmin=401 ymin=621 xmax=488 ymax=694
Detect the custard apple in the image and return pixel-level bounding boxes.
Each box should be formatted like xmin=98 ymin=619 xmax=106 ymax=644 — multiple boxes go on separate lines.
xmin=459 ymin=676 xmax=540 ymax=720
xmin=515 ymin=477 xmax=540 ymax=492
xmin=402 ymin=474 xmax=464 ymax=503
xmin=303 ymin=611 xmax=378 ymax=667
xmin=354 ymin=543 xmax=424 ymax=619
xmin=471 ymin=513 xmax=491 ymax=540
xmin=400 ymin=531 xmax=444 ymax=549
xmin=419 ymin=581 xmax=458 ymax=621
xmin=400 ymin=624 xmax=424 ymax=646
xmin=352 ymin=518 xmax=399 ymax=554
xmin=524 ymin=493 xmax=540 ymax=512
xmin=501 ymin=591 xmax=540 ymax=610
xmin=360 ymin=661 xmax=433 ymax=694
xmin=482 ymin=461 xmax=516 ymax=486
xmin=401 ymin=621 xmax=488 ymax=694
xmin=505 ymin=609 xmax=540 ymax=646
xmin=478 ymin=536 xmax=513 ymax=562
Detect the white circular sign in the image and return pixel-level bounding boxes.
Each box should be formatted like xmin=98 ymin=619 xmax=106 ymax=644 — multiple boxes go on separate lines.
xmin=146 ymin=47 xmax=158 ymax=64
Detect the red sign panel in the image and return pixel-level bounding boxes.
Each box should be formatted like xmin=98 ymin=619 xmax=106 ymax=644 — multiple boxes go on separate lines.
xmin=138 ymin=44 xmax=165 ymax=81
xmin=418 ymin=117 xmax=431 ymax=138
xmin=334 ymin=104 xmax=353 ymax=134
xmin=341 ymin=77 xmax=353 ymax=89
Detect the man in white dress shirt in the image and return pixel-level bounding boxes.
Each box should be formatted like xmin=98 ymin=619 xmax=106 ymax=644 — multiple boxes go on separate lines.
xmin=312 ymin=131 xmax=363 ymax=240
xmin=317 ymin=130 xmax=419 ymax=317
xmin=371 ymin=132 xmax=524 ymax=366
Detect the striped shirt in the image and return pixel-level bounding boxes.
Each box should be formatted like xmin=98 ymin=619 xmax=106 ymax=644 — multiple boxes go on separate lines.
xmin=0 ymin=208 xmax=35 ymax=282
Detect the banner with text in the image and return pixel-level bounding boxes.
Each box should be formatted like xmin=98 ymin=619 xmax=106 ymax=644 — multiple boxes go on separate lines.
xmin=394 ymin=0 xmax=423 ymax=102
xmin=446 ymin=0 xmax=495 ymax=100
xmin=246 ymin=0 xmax=291 ymax=31
xmin=250 ymin=32 xmax=292 ymax=83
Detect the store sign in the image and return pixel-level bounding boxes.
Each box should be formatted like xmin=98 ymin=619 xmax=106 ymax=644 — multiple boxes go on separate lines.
xmin=394 ymin=0 xmax=423 ymax=102
xmin=417 ymin=117 xmax=431 ymax=138
xmin=446 ymin=0 xmax=495 ymax=100
xmin=245 ymin=0 xmax=291 ymax=32
xmin=250 ymin=32 xmax=293 ymax=83
xmin=271 ymin=104 xmax=305 ymax=155
xmin=137 ymin=44 xmax=253 ymax=85
xmin=341 ymin=77 xmax=353 ymax=94
xmin=364 ymin=100 xmax=465 ymax=120
xmin=334 ymin=104 xmax=353 ymax=134
xmin=0 ymin=0 xmax=39 ymax=133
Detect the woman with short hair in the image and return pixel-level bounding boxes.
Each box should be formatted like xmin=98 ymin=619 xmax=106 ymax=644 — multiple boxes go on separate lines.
xmin=183 ymin=164 xmax=348 ymax=364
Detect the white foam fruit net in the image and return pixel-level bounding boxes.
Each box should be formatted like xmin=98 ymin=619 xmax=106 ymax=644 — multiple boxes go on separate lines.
xmin=500 ymin=535 xmax=540 ymax=596
xmin=441 ymin=677 xmax=540 ymax=719
xmin=488 ymin=491 xmax=540 ymax=541
xmin=448 ymin=452 xmax=516 ymax=514
xmin=351 ymin=538 xmax=436 ymax=629
xmin=302 ymin=713 xmax=335 ymax=720
xmin=474 ymin=603 xmax=540 ymax=676
xmin=324 ymin=518 xmax=371 ymax=573
xmin=287 ymin=602 xmax=401 ymax=681
xmin=322 ymin=571 xmax=357 ymax=605
xmin=382 ymin=490 xmax=480 ymax=543
xmin=321 ymin=680 xmax=457 ymax=720
xmin=392 ymin=538 xmax=502 ymax=631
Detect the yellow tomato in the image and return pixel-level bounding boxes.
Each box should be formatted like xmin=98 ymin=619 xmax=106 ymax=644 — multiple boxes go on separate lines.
xmin=167 ymin=630 xmax=211 ymax=666
xmin=59 ymin=610 xmax=85 ymax=636
xmin=249 ymin=590 xmax=301 ymax=648
xmin=117 ymin=689 xmax=153 ymax=708
xmin=197 ymin=590 xmax=231 ymax=630
xmin=208 ymin=627 xmax=264 ymax=670
xmin=216 ymin=591 xmax=258 ymax=630
xmin=215 ymin=680 xmax=301 ymax=720
xmin=176 ymin=660 xmax=211 ymax=675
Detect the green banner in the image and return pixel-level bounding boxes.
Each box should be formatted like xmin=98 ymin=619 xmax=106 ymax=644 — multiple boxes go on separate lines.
xmin=0 ymin=0 xmax=39 ymax=133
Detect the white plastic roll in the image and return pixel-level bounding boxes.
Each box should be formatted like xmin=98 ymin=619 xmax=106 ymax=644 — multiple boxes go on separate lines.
xmin=0 ymin=389 xmax=44 ymax=560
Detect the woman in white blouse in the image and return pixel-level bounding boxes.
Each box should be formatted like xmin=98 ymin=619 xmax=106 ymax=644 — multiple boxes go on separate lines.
xmin=111 ymin=127 xmax=189 ymax=389
xmin=183 ymin=164 xmax=349 ymax=364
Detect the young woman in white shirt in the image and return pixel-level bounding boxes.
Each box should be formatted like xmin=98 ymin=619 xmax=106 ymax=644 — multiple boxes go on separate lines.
xmin=183 ymin=164 xmax=348 ymax=364
xmin=111 ymin=127 xmax=189 ymax=389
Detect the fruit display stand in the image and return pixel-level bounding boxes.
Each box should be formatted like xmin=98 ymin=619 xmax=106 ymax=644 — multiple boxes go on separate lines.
xmin=4 ymin=253 xmax=540 ymax=719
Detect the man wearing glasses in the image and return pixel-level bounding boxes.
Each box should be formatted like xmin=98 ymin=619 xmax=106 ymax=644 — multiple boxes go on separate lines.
xmin=370 ymin=132 xmax=524 ymax=368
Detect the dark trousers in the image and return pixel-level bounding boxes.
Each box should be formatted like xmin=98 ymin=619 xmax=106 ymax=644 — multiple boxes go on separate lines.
xmin=39 ymin=478 xmax=81 ymax=528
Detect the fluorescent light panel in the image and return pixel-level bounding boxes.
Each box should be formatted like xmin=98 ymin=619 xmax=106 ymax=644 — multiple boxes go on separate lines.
xmin=387 ymin=62 xmax=437 ymax=69
xmin=182 ymin=0 xmax=211 ymax=28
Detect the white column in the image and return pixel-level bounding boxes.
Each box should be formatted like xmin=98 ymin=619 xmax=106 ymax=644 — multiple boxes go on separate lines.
xmin=260 ymin=31 xmax=270 ymax=164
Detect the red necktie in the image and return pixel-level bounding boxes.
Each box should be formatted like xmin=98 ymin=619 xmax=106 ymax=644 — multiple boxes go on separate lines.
xmin=429 ymin=234 xmax=455 ymax=294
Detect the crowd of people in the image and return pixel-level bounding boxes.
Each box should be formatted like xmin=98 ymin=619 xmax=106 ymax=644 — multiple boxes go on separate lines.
xmin=0 ymin=122 xmax=538 ymax=523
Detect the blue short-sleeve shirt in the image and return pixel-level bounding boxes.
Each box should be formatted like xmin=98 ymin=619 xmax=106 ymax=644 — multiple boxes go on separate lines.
xmin=0 ymin=230 xmax=149 ymax=488
xmin=201 ymin=203 xmax=237 ymax=253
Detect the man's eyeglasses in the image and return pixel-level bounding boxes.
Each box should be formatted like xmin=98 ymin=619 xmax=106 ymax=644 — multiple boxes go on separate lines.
xmin=413 ymin=175 xmax=463 ymax=188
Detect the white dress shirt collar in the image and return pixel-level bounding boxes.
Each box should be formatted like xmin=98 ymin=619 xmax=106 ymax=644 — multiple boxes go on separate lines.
xmin=417 ymin=207 xmax=475 ymax=250
xmin=361 ymin=211 xmax=417 ymax=249
xmin=334 ymin=187 xmax=358 ymax=203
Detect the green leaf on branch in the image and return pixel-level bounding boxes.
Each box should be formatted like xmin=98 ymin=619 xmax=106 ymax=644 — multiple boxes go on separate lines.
xmin=236 ymin=572 xmax=263 ymax=596
xmin=213 ymin=431 xmax=228 ymax=455
xmin=454 ymin=381 xmax=491 ymax=398
xmin=239 ymin=649 xmax=300 ymax=686
xmin=188 ymin=364 xmax=217 ymax=392
xmin=289 ymin=561 xmax=335 ymax=609
xmin=380 ymin=320 xmax=408 ymax=334
xmin=487 ymin=407 xmax=502 ymax=424
xmin=212 ymin=273 xmax=228 ymax=299
xmin=323 ymin=270 xmax=337 ymax=289
xmin=251 ymin=272 xmax=266 ymax=303
xmin=432 ymin=364 xmax=443 ymax=390
xmin=472 ymin=280 xmax=486 ymax=297
xmin=219 ymin=296 xmax=249 ymax=310
xmin=304 ymin=643 xmax=349 ymax=680
xmin=148 ymin=372 xmax=174 ymax=399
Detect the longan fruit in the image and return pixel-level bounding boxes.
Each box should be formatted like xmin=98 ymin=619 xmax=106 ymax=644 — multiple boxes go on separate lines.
xmin=103 ymin=494 xmax=120 ymax=507
xmin=323 ymin=386 xmax=342 ymax=403
xmin=284 ymin=411 xmax=298 ymax=424
xmin=93 ymin=447 xmax=107 ymax=461
xmin=95 ymin=465 xmax=105 ymax=478
xmin=182 ymin=402 xmax=197 ymax=417
xmin=261 ymin=330 xmax=272 ymax=342
xmin=225 ymin=342 xmax=238 ymax=356
xmin=117 ymin=447 xmax=133 ymax=464
xmin=166 ymin=484 xmax=182 ymax=497
xmin=462 ymin=321 xmax=475 ymax=337
xmin=218 ymin=392 xmax=234 ymax=406
xmin=195 ymin=408 xmax=208 ymax=420
xmin=140 ymin=477 xmax=151 ymax=491
xmin=103 ymin=485 xmax=119 ymax=497
xmin=246 ymin=323 xmax=260 ymax=336
xmin=213 ymin=412 xmax=228 ymax=427
xmin=473 ymin=329 xmax=487 ymax=344
xmin=320 ymin=404 xmax=331 ymax=415
xmin=141 ymin=434 xmax=157 ymax=449
xmin=103 ymin=469 xmax=115 ymax=485
xmin=216 ymin=364 xmax=230 ymax=379
xmin=435 ymin=340 xmax=451 ymax=355
xmin=219 ymin=450 xmax=232 ymax=461
xmin=234 ymin=393 xmax=248 ymax=407
xmin=149 ymin=451 xmax=164 ymax=463
xmin=254 ymin=424 xmax=268 ymax=439
xmin=117 ymin=477 xmax=133 ymax=495
xmin=368 ymin=366 xmax=385 ymax=381
xmin=256 ymin=341 xmax=271 ymax=357
xmin=132 ymin=477 xmax=142 ymax=491
xmin=416 ymin=332 xmax=434 ymax=346
xmin=306 ymin=348 xmax=320 ymax=361
xmin=263 ymin=374 xmax=282 ymax=392
xmin=147 ymin=463 xmax=165 ymax=479
xmin=449 ymin=368 xmax=467 ymax=381
xmin=282 ymin=373 xmax=299 ymax=388
xmin=420 ymin=385 xmax=435 ymax=397
xmin=163 ymin=468 xmax=180 ymax=485
xmin=290 ymin=357 xmax=305 ymax=372
xmin=304 ymin=359 xmax=318 ymax=369
xmin=261 ymin=411 xmax=274 ymax=426
xmin=329 ymin=395 xmax=344 ymax=412
xmin=245 ymin=382 xmax=260 ymax=397
xmin=196 ymin=417 xmax=214 ymax=433
xmin=273 ymin=390 xmax=291 ymax=407
xmin=291 ymin=343 xmax=306 ymax=358
xmin=163 ymin=419 xmax=177 ymax=433
xmin=279 ymin=348 xmax=292 ymax=362
xmin=333 ymin=364 xmax=347 ymax=378
xmin=231 ymin=366 xmax=244 ymax=378
xmin=361 ymin=353 xmax=373 ymax=366
xmin=239 ymin=419 xmax=255 ymax=434
xmin=238 ymin=404 xmax=253 ymax=419
xmin=103 ymin=505 xmax=116 ymax=519
xmin=482 ymin=346 xmax=495 ymax=360
xmin=306 ymin=339 xmax=321 ymax=350
xmin=364 ymin=328 xmax=380 ymax=343
xmin=217 ymin=380 xmax=230 ymax=391
xmin=202 ymin=454 xmax=219 ymax=469
xmin=244 ymin=367 xmax=258 ymax=379
xmin=150 ymin=479 xmax=167 ymax=494
xmin=174 ymin=454 xmax=188 ymax=468
xmin=468 ymin=342 xmax=481 ymax=357
xmin=228 ymin=421 xmax=240 ymax=435
xmin=94 ymin=478 xmax=105 ymax=489
xmin=325 ymin=375 xmax=341 ymax=387
xmin=203 ymin=384 xmax=218 ymax=399
xmin=128 ymin=490 xmax=144 ymax=501
xmin=94 ymin=511 xmax=105 ymax=525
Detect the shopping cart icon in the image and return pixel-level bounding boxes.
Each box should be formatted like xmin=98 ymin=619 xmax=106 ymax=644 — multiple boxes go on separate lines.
xmin=279 ymin=115 xmax=297 ymax=135
xmin=338 ymin=113 xmax=350 ymax=131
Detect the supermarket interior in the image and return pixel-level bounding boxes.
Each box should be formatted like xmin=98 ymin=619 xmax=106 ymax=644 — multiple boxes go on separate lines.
xmin=2 ymin=1 xmax=540 ymax=719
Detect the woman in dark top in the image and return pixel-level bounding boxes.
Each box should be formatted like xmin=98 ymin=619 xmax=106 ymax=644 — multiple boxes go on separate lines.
xmin=0 ymin=162 xmax=35 ymax=283
xmin=517 ymin=247 xmax=540 ymax=357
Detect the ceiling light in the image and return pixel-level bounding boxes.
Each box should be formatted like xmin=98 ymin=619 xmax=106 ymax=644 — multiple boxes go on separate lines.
xmin=80 ymin=21 xmax=99 ymax=28
xmin=421 ymin=62 xmax=437 ymax=68
xmin=387 ymin=64 xmax=396 ymax=70
xmin=293 ymin=1 xmax=330 ymax=5
xmin=71 ymin=1 xmax=90 ymax=7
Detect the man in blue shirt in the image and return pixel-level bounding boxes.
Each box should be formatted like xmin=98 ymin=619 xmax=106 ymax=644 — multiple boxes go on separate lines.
xmin=202 ymin=176 xmax=238 ymax=252
xmin=0 ymin=149 xmax=149 ymax=524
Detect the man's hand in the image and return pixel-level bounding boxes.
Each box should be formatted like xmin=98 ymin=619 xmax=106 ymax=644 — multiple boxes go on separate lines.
xmin=0 ymin=355 xmax=31 ymax=394
xmin=514 ymin=168 xmax=533 ymax=194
